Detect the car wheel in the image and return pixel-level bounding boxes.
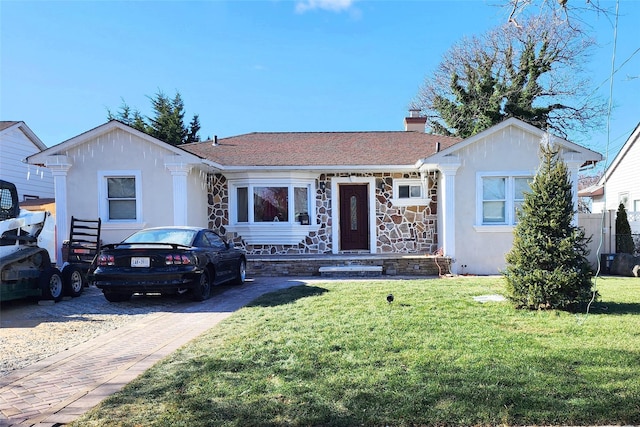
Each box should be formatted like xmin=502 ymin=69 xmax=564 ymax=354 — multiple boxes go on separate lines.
xmin=40 ymin=268 xmax=64 ymax=302
xmin=232 ymin=259 xmax=246 ymax=285
xmin=103 ymin=291 xmax=132 ymax=302
xmin=192 ymin=271 xmax=211 ymax=301
xmin=62 ymin=265 xmax=84 ymax=297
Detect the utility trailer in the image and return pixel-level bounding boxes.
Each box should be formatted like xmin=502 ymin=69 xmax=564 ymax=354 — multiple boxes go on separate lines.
xmin=61 ymin=216 xmax=101 ymax=297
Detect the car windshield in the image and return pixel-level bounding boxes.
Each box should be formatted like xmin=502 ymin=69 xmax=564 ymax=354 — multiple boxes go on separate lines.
xmin=123 ymin=229 xmax=197 ymax=246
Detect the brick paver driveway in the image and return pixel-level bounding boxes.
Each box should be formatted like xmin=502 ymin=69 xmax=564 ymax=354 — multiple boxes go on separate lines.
xmin=0 ymin=277 xmax=314 ymax=426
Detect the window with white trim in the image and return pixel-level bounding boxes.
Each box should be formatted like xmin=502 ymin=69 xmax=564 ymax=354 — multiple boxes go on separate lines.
xmin=478 ymin=174 xmax=532 ymax=226
xmin=391 ymin=179 xmax=430 ymax=207
xmin=482 ymin=177 xmax=506 ymax=223
xmin=231 ymin=182 xmax=313 ymax=224
xmin=99 ymin=171 xmax=142 ymax=222
xmin=399 ymin=183 xmax=422 ymax=199
xmin=512 ymin=177 xmax=531 ymax=222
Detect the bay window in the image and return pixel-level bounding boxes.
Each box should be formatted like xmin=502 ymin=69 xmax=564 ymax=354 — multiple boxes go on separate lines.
xmin=232 ymin=182 xmax=313 ymax=225
xmin=254 ymin=187 xmax=288 ymax=222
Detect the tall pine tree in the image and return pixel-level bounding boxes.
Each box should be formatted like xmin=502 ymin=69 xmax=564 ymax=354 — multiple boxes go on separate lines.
xmin=186 ymin=114 xmax=202 ymax=144
xmin=107 ymin=90 xmax=200 ymax=145
xmin=147 ymin=91 xmax=188 ymax=146
xmin=504 ymin=142 xmax=594 ymax=310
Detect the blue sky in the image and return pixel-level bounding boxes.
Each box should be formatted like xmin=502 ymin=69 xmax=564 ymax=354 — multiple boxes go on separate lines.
xmin=1 ymin=0 xmax=638 ymax=170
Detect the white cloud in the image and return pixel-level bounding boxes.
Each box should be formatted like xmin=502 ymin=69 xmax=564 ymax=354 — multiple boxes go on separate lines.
xmin=295 ymin=0 xmax=355 ymax=13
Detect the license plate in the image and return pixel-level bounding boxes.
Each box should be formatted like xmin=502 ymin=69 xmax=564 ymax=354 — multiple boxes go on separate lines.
xmin=131 ymin=257 xmax=150 ymax=267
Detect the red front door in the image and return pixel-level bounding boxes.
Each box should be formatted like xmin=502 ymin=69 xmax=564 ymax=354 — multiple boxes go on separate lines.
xmin=339 ymin=184 xmax=369 ymax=251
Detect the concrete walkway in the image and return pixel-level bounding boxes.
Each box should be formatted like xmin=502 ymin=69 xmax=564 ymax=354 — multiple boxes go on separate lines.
xmin=0 ymin=277 xmax=313 ymax=427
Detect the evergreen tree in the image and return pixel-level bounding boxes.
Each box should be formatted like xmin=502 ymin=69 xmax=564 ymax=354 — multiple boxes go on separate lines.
xmin=503 ymin=142 xmax=594 ymax=310
xmin=107 ymin=101 xmax=147 ymax=133
xmin=147 ymin=91 xmax=188 ymax=146
xmin=186 ymin=114 xmax=202 ymax=144
xmin=615 ymin=203 xmax=635 ymax=254
xmin=107 ymin=90 xmax=200 ymax=145
xmin=431 ymin=56 xmax=503 ymax=137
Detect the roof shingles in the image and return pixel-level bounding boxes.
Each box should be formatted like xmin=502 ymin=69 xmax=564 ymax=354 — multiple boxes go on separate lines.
xmin=0 ymin=121 xmax=20 ymax=132
xmin=183 ymin=131 xmax=461 ymax=167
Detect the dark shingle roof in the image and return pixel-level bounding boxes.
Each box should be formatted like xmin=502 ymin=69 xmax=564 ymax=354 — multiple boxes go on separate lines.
xmin=0 ymin=121 xmax=20 ymax=132
xmin=182 ymin=131 xmax=462 ymax=167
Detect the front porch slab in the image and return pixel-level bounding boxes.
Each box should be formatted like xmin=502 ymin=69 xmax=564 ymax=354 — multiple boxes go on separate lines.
xmin=246 ymin=254 xmax=451 ymax=277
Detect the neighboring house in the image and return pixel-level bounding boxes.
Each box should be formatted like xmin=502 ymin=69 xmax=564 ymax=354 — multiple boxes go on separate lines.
xmin=28 ymin=114 xmax=602 ymax=275
xmin=578 ymin=122 xmax=640 ymax=258
xmin=0 ymin=121 xmax=54 ymax=201
xmin=27 ymin=121 xmax=212 ymax=263
xmin=579 ymin=122 xmax=640 ymax=222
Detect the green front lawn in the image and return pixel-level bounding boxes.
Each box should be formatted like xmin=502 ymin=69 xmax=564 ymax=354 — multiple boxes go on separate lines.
xmin=74 ymin=276 xmax=640 ymax=426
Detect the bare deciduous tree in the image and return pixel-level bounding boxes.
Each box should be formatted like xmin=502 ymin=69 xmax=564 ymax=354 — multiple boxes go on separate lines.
xmin=412 ymin=15 xmax=607 ymax=139
xmin=504 ymin=0 xmax=611 ymax=32
xmin=578 ymin=171 xmax=603 ymax=213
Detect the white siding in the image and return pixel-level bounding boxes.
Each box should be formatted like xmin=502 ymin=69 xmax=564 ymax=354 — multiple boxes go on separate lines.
xmin=603 ymin=133 xmax=640 ymax=213
xmin=0 ymin=126 xmax=54 ymax=200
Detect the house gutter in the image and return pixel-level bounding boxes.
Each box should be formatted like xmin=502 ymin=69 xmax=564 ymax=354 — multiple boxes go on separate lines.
xmin=199 ymin=159 xmax=225 ymax=172
xmin=203 ymin=164 xmax=423 ymax=173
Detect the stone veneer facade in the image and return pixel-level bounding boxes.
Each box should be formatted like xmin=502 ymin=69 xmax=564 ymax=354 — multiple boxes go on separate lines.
xmin=206 ymin=172 xmax=440 ymax=256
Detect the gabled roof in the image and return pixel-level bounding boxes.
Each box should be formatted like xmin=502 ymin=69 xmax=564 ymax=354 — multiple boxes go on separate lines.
xmin=421 ymin=117 xmax=603 ymax=167
xmin=27 ymin=120 xmax=206 ymax=166
xmin=596 ymin=121 xmax=640 ymax=186
xmin=577 ymin=183 xmax=604 ymax=198
xmin=0 ymin=121 xmax=47 ymax=151
xmin=182 ymin=131 xmax=462 ymax=168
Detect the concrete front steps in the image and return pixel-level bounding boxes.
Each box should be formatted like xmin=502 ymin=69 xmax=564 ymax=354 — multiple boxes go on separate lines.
xmin=318 ymin=265 xmax=383 ymax=277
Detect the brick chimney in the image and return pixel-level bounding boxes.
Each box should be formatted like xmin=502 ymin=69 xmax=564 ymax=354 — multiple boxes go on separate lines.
xmin=404 ymin=109 xmax=427 ymax=132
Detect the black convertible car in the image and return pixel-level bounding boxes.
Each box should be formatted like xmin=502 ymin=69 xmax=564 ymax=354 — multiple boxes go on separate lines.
xmin=91 ymin=227 xmax=246 ymax=302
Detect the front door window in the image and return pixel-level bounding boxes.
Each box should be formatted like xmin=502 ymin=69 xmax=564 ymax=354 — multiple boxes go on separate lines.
xmin=350 ymin=195 xmax=358 ymax=230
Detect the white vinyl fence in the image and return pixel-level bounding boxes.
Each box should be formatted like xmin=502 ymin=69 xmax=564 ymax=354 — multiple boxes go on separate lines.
xmin=579 ymin=211 xmax=640 ymax=272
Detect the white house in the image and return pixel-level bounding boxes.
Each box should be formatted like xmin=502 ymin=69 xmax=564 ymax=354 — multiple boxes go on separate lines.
xmin=580 ymin=122 xmax=640 ymax=220
xmin=28 ymin=116 xmax=603 ymax=275
xmin=0 ymin=121 xmax=54 ymax=201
